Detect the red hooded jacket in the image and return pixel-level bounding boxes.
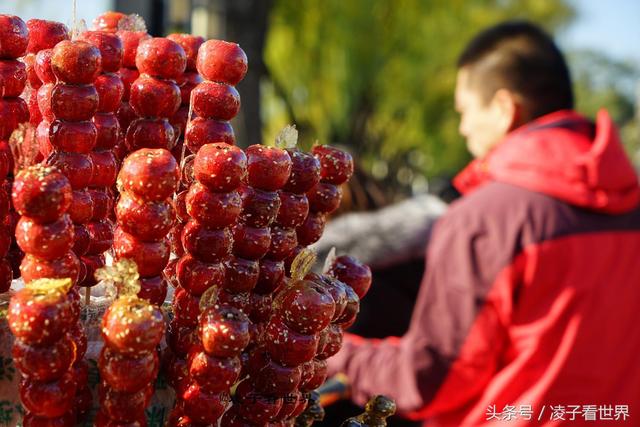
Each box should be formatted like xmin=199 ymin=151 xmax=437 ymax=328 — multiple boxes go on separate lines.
xmin=328 ymin=109 xmax=640 ymax=426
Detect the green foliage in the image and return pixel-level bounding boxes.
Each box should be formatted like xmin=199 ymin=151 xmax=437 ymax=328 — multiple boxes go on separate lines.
xmin=263 ymin=0 xmax=575 ymax=188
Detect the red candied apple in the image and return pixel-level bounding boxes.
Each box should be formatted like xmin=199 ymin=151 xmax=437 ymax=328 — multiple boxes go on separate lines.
xmin=253 ymin=357 xmax=302 ymax=395
xmin=94 ymin=73 xmax=125 ymax=112
xmin=193 ymin=143 xmax=246 ymax=192
xmin=51 ymin=40 xmax=102 ymax=85
xmin=167 ymin=317 xmax=200 ymax=355
xmin=196 ymin=40 xmax=247 ymax=85
xmin=266 ymin=226 xmax=298 ymax=261
xmin=98 ymin=382 xmax=152 ymax=422
xmin=12 ymin=335 xmax=75 ymax=382
xmin=181 ymin=219 xmax=232 ymax=263
xmin=90 ymin=150 xmax=118 ymax=187
xmin=231 ymin=223 xmax=271 ymax=260
xmin=274 ymin=279 xmax=335 ymax=334
xmin=48 ymin=120 xmax=97 ymax=154
xmin=276 ymin=192 xmax=309 ymax=228
xmin=299 ymin=358 xmax=328 ymax=391
xmin=239 ymin=185 xmax=281 ymax=228
xmin=22 ymin=412 xmax=76 ymax=427
xmin=87 ymin=188 xmax=113 ymax=221
xmin=26 ymin=19 xmax=69 ymax=54
xmin=224 ymin=256 xmax=259 ymax=293
xmin=101 ymin=295 xmax=164 ymax=355
xmin=181 ymin=383 xmax=228 ymax=424
xmin=283 ymin=149 xmax=320 ymax=194
xmin=329 ymin=255 xmax=372 ymax=299
xmin=246 ymin=145 xmax=292 ymax=191
xmin=12 ymin=165 xmax=72 ymax=223
xmin=0 ymin=15 xmax=29 ymax=59
xmin=0 ymin=98 xmax=29 ymax=139
xmin=92 ymin=11 xmax=126 ymax=32
xmin=254 ymin=259 xmax=285 ymax=294
xmin=264 ymin=317 xmax=319 ymax=367
xmin=118 ymin=67 xmax=139 ymax=99
xmin=125 ymin=118 xmax=176 ymax=151
xmin=35 ymin=49 xmax=56 ymax=84
xmin=137 ymin=275 xmax=168 ymax=305
xmin=199 ymin=304 xmax=250 ymax=358
xmin=307 ymin=181 xmax=342 ymax=214
xmin=176 ymin=254 xmax=225 ymax=296
xmin=20 ymin=371 xmax=76 ymax=418
xmin=336 ymin=283 xmax=360 ymax=328
xmin=167 ymin=34 xmax=204 ymax=71
xmin=191 ymin=81 xmax=240 ymax=121
xmin=20 ymin=252 xmax=81 ymax=285
xmin=113 ymin=227 xmax=170 ymax=277
xmin=316 ymin=324 xmax=343 ymax=359
xmin=186 ymin=183 xmax=241 ymax=229
xmin=86 ymin=220 xmax=114 ymax=253
xmin=171 ymin=286 xmax=202 ymax=329
xmin=118 ymin=30 xmax=151 ymax=69
xmin=78 ymin=31 xmax=123 ymax=72
xmin=188 ymin=351 xmax=241 ymax=392
xmin=0 ymin=60 xmax=27 ymax=97
xmin=234 ymin=380 xmax=283 ymax=424
xmin=307 ymin=273 xmax=349 ymax=322
xmin=15 ymin=215 xmax=74 ymax=260
xmin=71 ymin=226 xmax=90 ymax=260
xmin=185 ymin=117 xmax=235 ymax=153
xmin=116 ymin=193 xmax=175 ymax=241
xmin=118 ymin=148 xmax=180 ymax=201
xmin=135 ymin=37 xmax=186 ymax=79
xmin=99 ymin=346 xmax=159 ymax=393
xmin=129 ymin=75 xmax=181 ymax=118
xmin=93 ymin=113 xmax=121 ymax=150
xmin=69 ymin=189 xmax=94 ymax=224
xmin=312 ymin=145 xmax=354 ymax=185
xmin=50 ymin=83 xmax=99 ymax=121
xmin=296 ymin=211 xmax=326 ymax=246
xmin=46 ymin=151 xmax=94 ymax=190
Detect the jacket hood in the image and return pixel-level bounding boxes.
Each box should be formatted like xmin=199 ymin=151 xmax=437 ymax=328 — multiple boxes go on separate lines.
xmin=454 ymin=109 xmax=640 ymax=214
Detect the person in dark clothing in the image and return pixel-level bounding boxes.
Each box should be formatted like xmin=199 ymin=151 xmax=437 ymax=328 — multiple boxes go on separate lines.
xmin=327 ymin=20 xmax=640 ymax=427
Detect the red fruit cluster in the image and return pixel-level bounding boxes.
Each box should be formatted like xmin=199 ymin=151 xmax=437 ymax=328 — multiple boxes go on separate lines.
xmin=125 ymin=38 xmax=185 ymax=153
xmin=114 ymin=18 xmax=150 ymax=160
xmin=169 ymin=304 xmax=250 ymax=425
xmin=166 ymin=33 xmax=204 ymax=160
xmin=294 ymin=145 xmax=354 ymax=251
xmin=76 ymin=30 xmax=125 ymax=288
xmin=42 ymin=39 xmax=103 ymax=289
xmin=0 ymin=141 xmax=13 ymax=291
xmin=185 ymin=39 xmax=247 ymax=153
xmin=0 ymin=15 xmax=29 ymax=140
xmin=98 ymin=296 xmax=164 ymax=425
xmin=114 ymin=149 xmax=179 ymax=304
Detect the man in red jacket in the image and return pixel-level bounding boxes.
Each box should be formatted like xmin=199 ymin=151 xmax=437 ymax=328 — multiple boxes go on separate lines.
xmin=327 ymin=21 xmax=640 ymax=426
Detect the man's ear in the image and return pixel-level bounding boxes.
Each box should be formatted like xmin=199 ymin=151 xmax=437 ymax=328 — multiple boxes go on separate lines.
xmin=492 ymin=88 xmax=522 ymax=133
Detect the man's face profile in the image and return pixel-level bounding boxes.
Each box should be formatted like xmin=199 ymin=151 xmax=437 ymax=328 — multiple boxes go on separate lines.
xmin=455 ymin=67 xmax=513 ymax=158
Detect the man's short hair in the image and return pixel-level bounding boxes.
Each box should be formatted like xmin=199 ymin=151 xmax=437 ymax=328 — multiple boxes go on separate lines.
xmin=457 ymin=20 xmax=574 ymax=121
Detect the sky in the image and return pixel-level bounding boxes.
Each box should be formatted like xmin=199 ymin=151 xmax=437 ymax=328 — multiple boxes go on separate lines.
xmin=559 ymin=0 xmax=640 ymax=66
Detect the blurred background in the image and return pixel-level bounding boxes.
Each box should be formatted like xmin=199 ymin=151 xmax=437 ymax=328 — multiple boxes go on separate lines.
xmin=4 ymin=0 xmax=639 ymax=207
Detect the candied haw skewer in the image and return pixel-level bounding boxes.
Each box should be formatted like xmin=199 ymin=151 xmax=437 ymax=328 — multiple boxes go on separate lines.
xmin=22 ymin=19 xmax=69 ymax=127
xmin=184 ymin=39 xmax=248 ymax=153
xmin=7 ymin=278 xmax=80 ymax=425
xmin=114 ymin=148 xmax=179 ymax=304
xmin=166 ymin=143 xmax=246 ymax=397
xmin=43 ymin=39 xmax=102 ymax=291
xmin=113 ymin=14 xmax=150 ymax=161
xmin=75 ymin=30 xmax=124 ymax=288
xmin=99 ymin=294 xmax=164 ymax=426
xmin=125 ymin=37 xmax=185 ymax=154
xmin=169 ymin=303 xmax=250 ymax=425
xmin=166 ymin=33 xmax=203 ymax=160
